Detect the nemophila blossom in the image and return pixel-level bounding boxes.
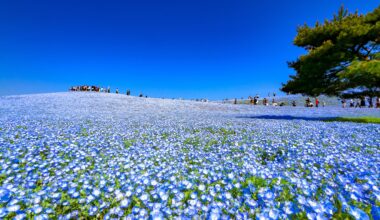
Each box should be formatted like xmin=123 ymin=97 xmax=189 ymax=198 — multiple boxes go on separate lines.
xmin=0 ymin=93 xmax=379 ymax=219
xmin=14 ymin=213 xmax=27 ymax=220
xmin=0 ymin=188 xmax=11 ymax=204
xmin=349 ymin=206 xmax=370 ymax=220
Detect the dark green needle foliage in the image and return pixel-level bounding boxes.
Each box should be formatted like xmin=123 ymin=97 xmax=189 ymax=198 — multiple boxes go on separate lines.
xmin=282 ymin=5 xmax=380 ymax=98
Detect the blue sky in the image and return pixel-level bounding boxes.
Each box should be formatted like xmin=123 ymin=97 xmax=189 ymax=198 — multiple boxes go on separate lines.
xmin=0 ymin=0 xmax=378 ymax=99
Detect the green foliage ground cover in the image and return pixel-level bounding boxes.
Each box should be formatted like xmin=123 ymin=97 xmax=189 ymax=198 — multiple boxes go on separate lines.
xmin=325 ymin=116 xmax=380 ymax=124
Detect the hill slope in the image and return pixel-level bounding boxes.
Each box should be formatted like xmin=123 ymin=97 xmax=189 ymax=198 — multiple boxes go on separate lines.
xmin=0 ymin=92 xmax=379 ymax=219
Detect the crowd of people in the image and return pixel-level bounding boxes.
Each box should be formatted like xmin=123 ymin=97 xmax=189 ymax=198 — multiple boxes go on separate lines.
xmin=69 ymin=85 xmax=102 ymax=92
xmin=230 ymin=95 xmax=380 ymax=108
xmin=69 ymin=85 xmax=147 ymax=97
xmin=231 ymin=93 xmax=286 ymax=106
xmin=304 ymin=97 xmax=324 ymax=107
xmin=341 ymin=97 xmax=380 ymax=108
xmin=70 ymin=86 xmax=380 ymax=108
xmin=245 ymin=93 xmax=285 ymax=106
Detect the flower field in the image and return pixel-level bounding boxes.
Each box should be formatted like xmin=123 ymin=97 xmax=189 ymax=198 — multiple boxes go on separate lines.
xmin=0 ymin=92 xmax=379 ymax=220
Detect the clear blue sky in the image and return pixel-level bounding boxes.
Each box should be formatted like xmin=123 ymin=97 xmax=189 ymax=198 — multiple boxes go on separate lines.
xmin=0 ymin=0 xmax=378 ymax=99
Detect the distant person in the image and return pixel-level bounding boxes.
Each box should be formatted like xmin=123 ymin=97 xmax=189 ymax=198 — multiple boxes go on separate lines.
xmin=116 ymin=88 xmax=119 ymax=94
xmin=315 ymin=98 xmax=319 ymax=108
xmin=292 ymin=101 xmax=296 ymax=107
xmin=376 ymin=97 xmax=380 ymax=108
xmin=272 ymin=98 xmax=277 ymax=106
xmin=139 ymin=93 xmax=143 ymax=97
xmin=263 ymin=98 xmax=268 ymax=106
xmin=248 ymin=96 xmax=254 ymax=105
xmin=349 ymin=99 xmax=354 ymax=107
xmin=360 ymin=97 xmax=366 ymax=107
xmin=322 ymin=101 xmax=326 ymax=107
xmin=341 ymin=99 xmax=346 ymax=108
xmin=355 ymin=99 xmax=360 ymax=108
xmin=368 ymin=97 xmax=373 ymax=108
xmin=305 ymin=97 xmax=311 ymax=107
xmin=126 ymin=89 xmax=131 ymax=96
xmin=234 ymin=98 xmax=237 ymax=104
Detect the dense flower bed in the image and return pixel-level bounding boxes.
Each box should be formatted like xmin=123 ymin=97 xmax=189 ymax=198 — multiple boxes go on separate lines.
xmin=0 ymin=93 xmax=379 ymax=219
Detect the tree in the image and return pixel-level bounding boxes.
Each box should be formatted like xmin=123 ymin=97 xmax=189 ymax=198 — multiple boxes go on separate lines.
xmin=281 ymin=5 xmax=380 ymax=97
xmin=338 ymin=57 xmax=380 ymax=98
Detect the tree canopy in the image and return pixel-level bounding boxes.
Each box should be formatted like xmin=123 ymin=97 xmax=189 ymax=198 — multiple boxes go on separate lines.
xmin=281 ymin=5 xmax=380 ymax=97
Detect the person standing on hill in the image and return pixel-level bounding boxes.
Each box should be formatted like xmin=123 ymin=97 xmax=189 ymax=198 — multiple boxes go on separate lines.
xmin=254 ymin=94 xmax=260 ymax=105
xmin=305 ymin=97 xmax=310 ymax=107
xmin=342 ymin=99 xmax=346 ymax=108
xmin=315 ymin=98 xmax=319 ymax=108
xmin=368 ymin=97 xmax=373 ymax=108
xmin=272 ymin=98 xmax=277 ymax=106
xmin=263 ymin=98 xmax=268 ymax=106
xmin=360 ymin=97 xmax=366 ymax=107
xmin=355 ymin=99 xmax=360 ymax=108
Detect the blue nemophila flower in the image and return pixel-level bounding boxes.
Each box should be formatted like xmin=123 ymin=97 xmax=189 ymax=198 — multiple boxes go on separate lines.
xmin=140 ymin=193 xmax=149 ymax=202
xmin=6 ymin=204 xmax=20 ymax=212
xmin=34 ymin=214 xmax=49 ymax=220
xmin=120 ymin=199 xmax=130 ymax=208
xmin=8 ymin=198 xmax=19 ymax=206
xmin=0 ymin=188 xmax=12 ymax=204
xmin=14 ymin=213 xmax=27 ymax=220
xmin=0 ymin=208 xmax=7 ymax=218
xmin=264 ymin=191 xmax=274 ymax=200
xmin=207 ymin=207 xmax=221 ymax=220
xmin=125 ymin=190 xmax=133 ymax=197
xmin=268 ymin=208 xmax=280 ymax=219
xmin=150 ymin=209 xmax=165 ymax=220
xmin=71 ymin=191 xmax=80 ymax=199
xmin=92 ymin=188 xmax=101 ymax=197
xmin=349 ymin=206 xmax=370 ymax=220
xmin=88 ymin=206 xmax=98 ymax=216
xmin=32 ymin=205 xmax=43 ymax=214
xmin=198 ymin=184 xmax=206 ymax=191
xmin=45 ymin=208 xmax=54 ymax=214
xmin=51 ymin=192 xmax=61 ymax=201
